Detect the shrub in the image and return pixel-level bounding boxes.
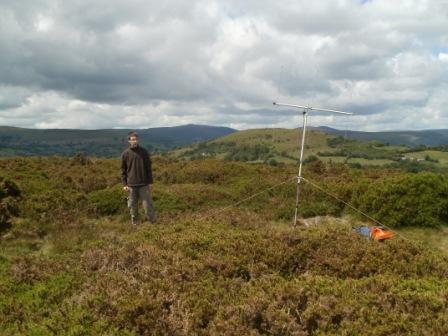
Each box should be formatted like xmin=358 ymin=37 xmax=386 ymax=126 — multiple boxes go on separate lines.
xmin=72 ymin=152 xmax=92 ymax=166
xmin=351 ymin=173 xmax=448 ymax=227
xmin=303 ymin=154 xmax=319 ymax=164
xmin=87 ymin=185 xmax=127 ymax=216
xmin=0 ymin=177 xmax=21 ymax=231
xmin=268 ymin=159 xmax=278 ymax=166
xmin=153 ymin=189 xmax=192 ymax=213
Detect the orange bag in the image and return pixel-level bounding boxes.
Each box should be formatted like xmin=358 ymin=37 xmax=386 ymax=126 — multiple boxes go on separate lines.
xmin=370 ymin=226 xmax=394 ymax=241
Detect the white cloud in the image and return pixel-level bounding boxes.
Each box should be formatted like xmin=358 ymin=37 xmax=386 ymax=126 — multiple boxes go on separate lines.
xmin=34 ymin=13 xmax=54 ymax=32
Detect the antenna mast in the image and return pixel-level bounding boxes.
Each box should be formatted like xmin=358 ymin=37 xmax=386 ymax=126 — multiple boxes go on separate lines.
xmin=273 ymin=102 xmax=353 ymax=225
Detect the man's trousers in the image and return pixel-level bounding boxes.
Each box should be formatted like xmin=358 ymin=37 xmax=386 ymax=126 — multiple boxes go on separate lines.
xmin=127 ymin=185 xmax=156 ymax=223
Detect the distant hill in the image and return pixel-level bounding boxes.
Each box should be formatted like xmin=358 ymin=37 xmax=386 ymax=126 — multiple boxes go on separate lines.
xmin=171 ymin=128 xmax=340 ymax=163
xmin=0 ymin=124 xmax=236 ymax=157
xmin=172 ymin=127 xmax=448 ymax=170
xmin=312 ymin=127 xmax=448 ymax=147
xmin=1 ymin=123 xmax=447 ymax=159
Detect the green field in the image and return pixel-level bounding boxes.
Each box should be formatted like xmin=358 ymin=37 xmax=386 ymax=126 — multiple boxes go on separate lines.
xmin=346 ymin=158 xmax=396 ymax=165
xmin=404 ymin=150 xmax=448 ymax=167
xmin=381 ymin=145 xmax=410 ymax=151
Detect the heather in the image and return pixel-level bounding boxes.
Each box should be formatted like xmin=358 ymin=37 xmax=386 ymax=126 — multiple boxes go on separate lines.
xmin=0 ymin=156 xmax=447 ymax=335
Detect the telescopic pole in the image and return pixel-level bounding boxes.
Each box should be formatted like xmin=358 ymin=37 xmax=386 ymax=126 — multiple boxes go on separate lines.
xmin=293 ymin=108 xmax=308 ymax=225
xmin=273 ymin=102 xmax=353 ymax=225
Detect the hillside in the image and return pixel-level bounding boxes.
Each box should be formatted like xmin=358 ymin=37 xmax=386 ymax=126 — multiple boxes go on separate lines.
xmin=316 ymin=126 xmax=448 ymax=147
xmin=0 ymin=157 xmax=447 ymax=334
xmin=172 ymin=128 xmax=448 ymax=171
xmin=172 ymin=128 xmax=329 ymax=163
xmin=0 ymin=124 xmax=236 ymax=157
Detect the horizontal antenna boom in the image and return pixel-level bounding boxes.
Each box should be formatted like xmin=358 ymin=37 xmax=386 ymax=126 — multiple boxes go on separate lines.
xmin=273 ymin=102 xmax=353 ymax=115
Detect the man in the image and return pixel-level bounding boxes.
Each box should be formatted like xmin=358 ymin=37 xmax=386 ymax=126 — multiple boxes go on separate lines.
xmin=121 ymin=131 xmax=156 ymax=225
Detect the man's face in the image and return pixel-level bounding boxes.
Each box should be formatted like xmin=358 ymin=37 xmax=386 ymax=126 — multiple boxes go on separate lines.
xmin=128 ymin=136 xmax=139 ymax=148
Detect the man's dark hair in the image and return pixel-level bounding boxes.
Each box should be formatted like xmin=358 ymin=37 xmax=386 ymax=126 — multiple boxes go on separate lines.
xmin=128 ymin=131 xmax=138 ymax=140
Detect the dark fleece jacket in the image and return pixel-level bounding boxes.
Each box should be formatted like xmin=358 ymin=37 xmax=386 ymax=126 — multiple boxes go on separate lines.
xmin=121 ymin=146 xmax=153 ymax=187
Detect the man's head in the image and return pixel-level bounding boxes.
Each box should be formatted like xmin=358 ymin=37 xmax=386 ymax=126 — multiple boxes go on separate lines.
xmin=128 ymin=131 xmax=139 ymax=148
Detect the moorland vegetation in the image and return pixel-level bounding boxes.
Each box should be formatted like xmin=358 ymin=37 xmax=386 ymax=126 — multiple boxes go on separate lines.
xmin=0 ymin=155 xmax=447 ymax=335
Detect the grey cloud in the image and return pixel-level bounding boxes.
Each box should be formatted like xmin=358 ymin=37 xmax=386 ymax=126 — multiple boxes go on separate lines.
xmin=270 ymin=2 xmax=363 ymax=35
xmin=0 ymin=0 xmax=223 ymax=105
xmin=0 ymin=0 xmax=447 ymax=130
xmin=314 ymin=30 xmax=408 ymax=80
xmin=221 ymin=0 xmax=364 ymax=35
xmin=217 ymin=105 xmax=298 ymax=117
xmin=0 ymin=86 xmax=31 ymax=110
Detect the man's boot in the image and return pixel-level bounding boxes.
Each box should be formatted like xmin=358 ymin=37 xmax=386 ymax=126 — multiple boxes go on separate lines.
xmin=131 ymin=216 xmax=140 ymax=226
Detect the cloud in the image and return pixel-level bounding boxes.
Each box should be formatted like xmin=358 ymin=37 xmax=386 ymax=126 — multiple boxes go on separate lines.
xmin=0 ymin=0 xmax=447 ymax=131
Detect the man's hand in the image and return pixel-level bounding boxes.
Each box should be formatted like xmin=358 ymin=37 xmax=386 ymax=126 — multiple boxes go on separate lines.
xmin=123 ymin=186 xmax=130 ymax=192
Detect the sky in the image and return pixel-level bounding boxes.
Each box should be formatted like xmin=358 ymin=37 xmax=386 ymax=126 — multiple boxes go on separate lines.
xmin=0 ymin=0 xmax=447 ymax=131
